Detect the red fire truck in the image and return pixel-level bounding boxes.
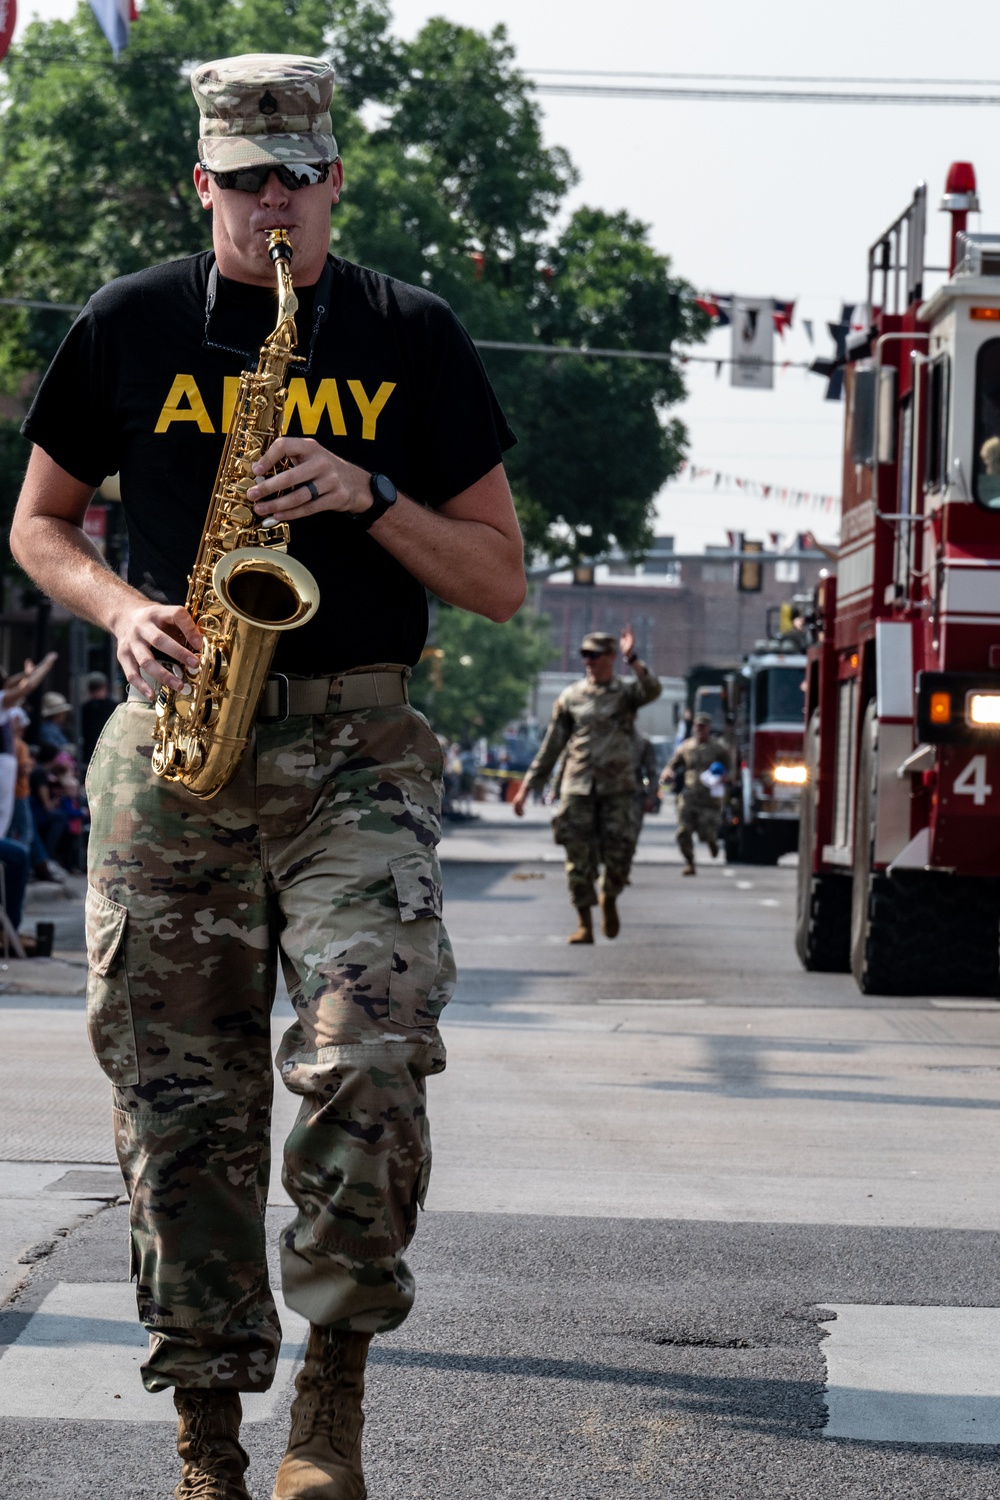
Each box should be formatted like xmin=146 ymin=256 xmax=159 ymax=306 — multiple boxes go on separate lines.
xmin=723 ymin=634 xmax=808 ymax=864
xmin=796 ymin=162 xmax=1000 ymax=995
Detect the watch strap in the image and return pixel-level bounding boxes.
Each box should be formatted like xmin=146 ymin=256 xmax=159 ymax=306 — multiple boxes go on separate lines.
xmin=354 ymin=473 xmax=397 ymax=530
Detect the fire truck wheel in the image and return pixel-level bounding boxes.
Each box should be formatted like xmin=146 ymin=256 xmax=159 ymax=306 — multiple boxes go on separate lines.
xmin=795 ymin=711 xmax=851 ymax=971
xmin=850 ymin=704 xmax=1000 ymax=996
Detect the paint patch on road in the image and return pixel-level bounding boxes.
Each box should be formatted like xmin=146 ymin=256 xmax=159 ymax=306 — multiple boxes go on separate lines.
xmin=595 ymin=998 xmax=706 ymax=1007
xmin=822 ymin=1303 xmax=1000 ymax=1443
xmin=0 ymin=1282 xmax=308 ymax=1423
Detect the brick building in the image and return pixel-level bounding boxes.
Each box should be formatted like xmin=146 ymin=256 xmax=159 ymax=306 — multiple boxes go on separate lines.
xmin=535 ymin=540 xmax=829 ymax=678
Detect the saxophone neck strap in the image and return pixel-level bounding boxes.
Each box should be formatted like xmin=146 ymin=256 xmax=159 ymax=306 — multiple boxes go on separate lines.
xmin=202 ymin=254 xmax=334 ymax=374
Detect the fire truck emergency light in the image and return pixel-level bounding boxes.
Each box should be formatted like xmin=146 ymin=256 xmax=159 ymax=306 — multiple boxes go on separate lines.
xmin=968 ymin=693 xmax=1000 ymax=726
xmin=930 ymin=692 xmax=952 ymax=724
xmin=970 ymin=307 xmax=1000 ymax=321
xmin=773 ymin=764 xmax=808 ymax=785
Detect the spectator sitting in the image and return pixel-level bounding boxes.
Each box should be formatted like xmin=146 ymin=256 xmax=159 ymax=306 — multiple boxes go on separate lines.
xmin=52 ymin=750 xmax=84 ymax=873
xmin=80 ymin=671 xmax=116 ymax=766
xmin=30 ymin=743 xmax=70 ymax=869
xmin=6 ymin=708 xmax=60 ymax=879
xmin=39 ymin=691 xmax=74 ymax=753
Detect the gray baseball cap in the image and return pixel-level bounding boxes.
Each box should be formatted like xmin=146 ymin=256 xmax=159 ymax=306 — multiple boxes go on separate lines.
xmin=191 ymin=53 xmax=338 ymax=172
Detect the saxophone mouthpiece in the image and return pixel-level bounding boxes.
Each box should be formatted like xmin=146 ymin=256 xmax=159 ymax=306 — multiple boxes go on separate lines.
xmin=267 ymin=229 xmax=293 ymax=263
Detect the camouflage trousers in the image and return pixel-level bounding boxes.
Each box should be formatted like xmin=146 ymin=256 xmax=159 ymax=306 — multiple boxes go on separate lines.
xmin=676 ymin=793 xmax=723 ymax=864
xmin=85 ymin=670 xmax=454 ymax=1394
xmin=552 ymin=791 xmax=637 ymax=909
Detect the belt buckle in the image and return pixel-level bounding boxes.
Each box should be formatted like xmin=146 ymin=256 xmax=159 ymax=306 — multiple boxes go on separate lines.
xmin=260 ymin=672 xmax=289 ymax=724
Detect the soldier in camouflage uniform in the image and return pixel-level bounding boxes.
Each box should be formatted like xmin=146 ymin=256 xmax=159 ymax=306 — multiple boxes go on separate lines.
xmin=512 ymin=627 xmax=661 ymax=942
xmin=13 ymin=52 xmax=525 ymax=1500
xmin=664 ymin=712 xmax=731 ymax=876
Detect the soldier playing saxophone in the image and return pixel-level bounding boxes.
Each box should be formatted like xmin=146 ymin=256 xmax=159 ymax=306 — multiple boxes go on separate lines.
xmin=12 ymin=53 xmax=525 ymax=1500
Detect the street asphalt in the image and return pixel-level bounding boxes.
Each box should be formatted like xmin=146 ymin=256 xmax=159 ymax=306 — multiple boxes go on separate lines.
xmin=1 ymin=801 xmax=1000 ymax=1497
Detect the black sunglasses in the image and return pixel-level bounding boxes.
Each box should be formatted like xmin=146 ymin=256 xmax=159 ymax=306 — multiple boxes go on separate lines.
xmin=203 ymin=160 xmax=333 ymax=193
xmin=581 ymin=650 xmax=610 ymax=660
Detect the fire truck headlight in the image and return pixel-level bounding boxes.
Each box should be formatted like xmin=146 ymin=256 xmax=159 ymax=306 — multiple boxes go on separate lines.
xmin=773 ymin=764 xmax=808 ymax=785
xmin=968 ymin=693 xmax=1000 ymax=726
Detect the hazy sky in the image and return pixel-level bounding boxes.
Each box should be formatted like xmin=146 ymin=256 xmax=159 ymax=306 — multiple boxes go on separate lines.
xmin=13 ymin=0 xmax=1000 ymax=551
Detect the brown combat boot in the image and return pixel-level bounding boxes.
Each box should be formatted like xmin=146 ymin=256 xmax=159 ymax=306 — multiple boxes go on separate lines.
xmin=682 ymin=862 xmax=696 ymax=877
xmin=567 ymin=907 xmax=594 ymax=944
xmin=272 ymin=1327 xmax=370 ymax=1500
xmin=599 ymin=893 xmax=620 ymax=939
xmin=173 ymin=1389 xmax=251 ymax=1500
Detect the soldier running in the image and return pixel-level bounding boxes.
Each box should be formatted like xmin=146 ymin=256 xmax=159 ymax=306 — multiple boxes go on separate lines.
xmin=665 ymin=711 xmax=730 ymax=876
xmin=512 ymin=627 xmax=661 ymax=942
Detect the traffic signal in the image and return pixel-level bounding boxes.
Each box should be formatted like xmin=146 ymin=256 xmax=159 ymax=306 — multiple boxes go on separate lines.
xmin=738 ymin=540 xmax=763 ymax=593
xmin=572 ymin=562 xmax=595 ymax=586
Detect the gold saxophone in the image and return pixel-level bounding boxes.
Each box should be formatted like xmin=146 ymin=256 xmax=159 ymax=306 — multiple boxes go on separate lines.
xmin=150 ymin=228 xmax=320 ymax=799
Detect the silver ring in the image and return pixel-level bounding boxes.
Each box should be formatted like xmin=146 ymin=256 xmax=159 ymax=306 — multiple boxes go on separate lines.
xmin=304 ymin=480 xmax=320 ymax=502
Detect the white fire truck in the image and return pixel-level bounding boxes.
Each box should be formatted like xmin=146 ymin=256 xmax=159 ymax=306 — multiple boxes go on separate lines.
xmin=796 ymin=162 xmax=1000 ymax=995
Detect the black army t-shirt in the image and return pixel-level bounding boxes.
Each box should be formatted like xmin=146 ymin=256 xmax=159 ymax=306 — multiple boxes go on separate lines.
xmin=22 ymin=252 xmax=516 ymax=674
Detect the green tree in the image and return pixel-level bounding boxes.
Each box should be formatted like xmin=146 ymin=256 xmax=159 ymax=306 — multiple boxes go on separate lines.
xmin=0 ymin=0 xmax=707 ymax=561
xmin=493 ymin=207 xmax=705 ymax=559
xmin=409 ymin=606 xmax=554 ymax=743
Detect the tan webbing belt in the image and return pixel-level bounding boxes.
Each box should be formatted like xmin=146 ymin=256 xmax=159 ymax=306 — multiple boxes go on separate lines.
xmin=259 ymin=670 xmax=408 ymax=720
xmin=129 ymin=669 xmax=408 ymax=720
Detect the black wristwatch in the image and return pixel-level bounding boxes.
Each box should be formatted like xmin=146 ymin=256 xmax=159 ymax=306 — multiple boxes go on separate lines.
xmin=354 ymin=472 xmax=397 ymax=530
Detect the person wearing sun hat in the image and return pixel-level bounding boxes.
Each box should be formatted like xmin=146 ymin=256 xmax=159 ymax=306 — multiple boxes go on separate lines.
xmin=38 ymin=690 xmax=74 ymax=752
xmin=13 ymin=49 xmax=525 ymax=1500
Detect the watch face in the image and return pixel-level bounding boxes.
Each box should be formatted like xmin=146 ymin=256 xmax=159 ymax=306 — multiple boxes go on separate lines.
xmin=372 ymin=473 xmax=397 ymax=504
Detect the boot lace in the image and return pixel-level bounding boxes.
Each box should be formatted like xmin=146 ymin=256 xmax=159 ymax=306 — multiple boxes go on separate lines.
xmin=293 ymin=1335 xmax=364 ymax=1447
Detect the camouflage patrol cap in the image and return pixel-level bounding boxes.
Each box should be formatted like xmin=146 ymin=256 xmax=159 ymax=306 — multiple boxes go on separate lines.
xmin=580 ymin=632 xmax=617 ymax=655
xmin=191 ymin=54 xmax=338 ymax=172
xmin=693 ymin=711 xmax=713 ymax=726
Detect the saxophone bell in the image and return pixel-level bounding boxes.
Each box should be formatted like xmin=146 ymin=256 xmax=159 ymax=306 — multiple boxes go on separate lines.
xmin=211 ymin=548 xmax=320 ymax=631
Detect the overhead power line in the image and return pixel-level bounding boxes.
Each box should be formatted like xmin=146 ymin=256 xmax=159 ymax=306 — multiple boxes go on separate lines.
xmin=527 ymin=68 xmax=1000 ymax=86
xmin=478 ymin=340 xmax=814 ymax=369
xmin=0 ymin=296 xmax=86 ymax=313
xmin=531 ymin=81 xmax=1000 ymax=106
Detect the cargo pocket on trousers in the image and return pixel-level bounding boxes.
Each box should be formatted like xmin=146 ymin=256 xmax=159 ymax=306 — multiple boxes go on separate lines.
xmin=85 ymin=885 xmax=139 ymax=1087
xmin=387 ymin=850 xmax=450 ymax=1029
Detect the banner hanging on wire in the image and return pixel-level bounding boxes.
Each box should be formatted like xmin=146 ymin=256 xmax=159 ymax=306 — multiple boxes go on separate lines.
xmin=731 ymin=297 xmax=774 ymax=389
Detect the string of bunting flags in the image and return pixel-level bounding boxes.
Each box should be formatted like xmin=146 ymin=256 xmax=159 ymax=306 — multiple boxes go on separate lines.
xmin=678 ymin=460 xmax=837 ymax=512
